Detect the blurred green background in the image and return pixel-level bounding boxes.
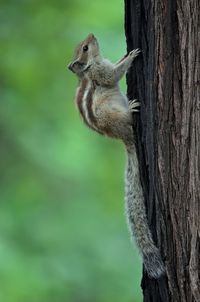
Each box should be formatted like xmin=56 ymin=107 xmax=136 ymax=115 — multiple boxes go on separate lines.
xmin=0 ymin=0 xmax=142 ymax=301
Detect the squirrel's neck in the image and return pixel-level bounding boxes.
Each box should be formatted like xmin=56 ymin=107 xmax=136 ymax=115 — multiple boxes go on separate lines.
xmin=92 ymin=54 xmax=103 ymax=64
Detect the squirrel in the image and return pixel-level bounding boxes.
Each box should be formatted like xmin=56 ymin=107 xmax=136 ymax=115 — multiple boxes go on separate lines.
xmin=68 ymin=33 xmax=165 ymax=279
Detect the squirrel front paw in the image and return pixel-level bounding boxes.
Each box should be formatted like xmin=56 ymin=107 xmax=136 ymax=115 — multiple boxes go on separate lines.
xmin=129 ymin=49 xmax=141 ymax=60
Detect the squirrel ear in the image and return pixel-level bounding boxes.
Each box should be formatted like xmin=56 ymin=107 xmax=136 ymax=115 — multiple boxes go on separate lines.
xmin=88 ymin=33 xmax=95 ymax=38
xmin=87 ymin=33 xmax=96 ymax=42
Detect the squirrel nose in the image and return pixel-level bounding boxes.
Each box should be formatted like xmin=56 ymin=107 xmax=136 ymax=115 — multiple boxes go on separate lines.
xmin=67 ymin=63 xmax=74 ymax=71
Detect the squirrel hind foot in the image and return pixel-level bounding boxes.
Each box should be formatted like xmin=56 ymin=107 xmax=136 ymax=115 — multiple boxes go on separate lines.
xmin=143 ymin=250 xmax=166 ymax=279
xmin=128 ymin=99 xmax=141 ymax=113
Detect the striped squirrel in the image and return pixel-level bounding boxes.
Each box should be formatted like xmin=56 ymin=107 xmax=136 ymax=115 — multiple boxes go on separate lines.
xmin=68 ymin=34 xmax=165 ymax=278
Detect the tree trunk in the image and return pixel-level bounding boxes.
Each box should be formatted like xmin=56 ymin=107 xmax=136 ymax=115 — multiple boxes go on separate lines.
xmin=124 ymin=0 xmax=200 ymax=301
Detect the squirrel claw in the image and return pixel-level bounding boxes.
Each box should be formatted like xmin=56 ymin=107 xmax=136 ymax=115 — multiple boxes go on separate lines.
xmin=129 ymin=49 xmax=141 ymax=59
xmin=129 ymin=99 xmax=141 ymax=112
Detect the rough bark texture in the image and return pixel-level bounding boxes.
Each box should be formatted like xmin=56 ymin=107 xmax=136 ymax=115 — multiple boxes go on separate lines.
xmin=124 ymin=0 xmax=200 ymax=301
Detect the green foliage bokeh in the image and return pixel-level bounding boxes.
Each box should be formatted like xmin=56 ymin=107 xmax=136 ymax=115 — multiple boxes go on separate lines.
xmin=0 ymin=0 xmax=142 ymax=301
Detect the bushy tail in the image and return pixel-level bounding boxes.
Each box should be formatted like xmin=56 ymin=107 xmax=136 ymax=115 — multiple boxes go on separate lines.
xmin=125 ymin=144 xmax=165 ymax=279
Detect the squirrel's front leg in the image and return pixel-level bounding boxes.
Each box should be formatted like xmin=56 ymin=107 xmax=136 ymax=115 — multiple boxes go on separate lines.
xmin=114 ymin=49 xmax=141 ymax=82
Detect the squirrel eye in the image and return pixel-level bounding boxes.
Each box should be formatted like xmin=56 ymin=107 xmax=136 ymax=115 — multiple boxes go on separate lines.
xmin=83 ymin=45 xmax=88 ymax=52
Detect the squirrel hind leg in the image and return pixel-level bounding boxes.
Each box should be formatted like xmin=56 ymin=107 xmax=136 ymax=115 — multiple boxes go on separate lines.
xmin=143 ymin=249 xmax=166 ymax=279
xmin=128 ymin=99 xmax=140 ymax=113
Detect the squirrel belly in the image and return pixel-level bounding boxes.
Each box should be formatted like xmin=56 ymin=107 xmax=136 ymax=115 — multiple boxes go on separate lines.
xmin=92 ymin=85 xmax=134 ymax=140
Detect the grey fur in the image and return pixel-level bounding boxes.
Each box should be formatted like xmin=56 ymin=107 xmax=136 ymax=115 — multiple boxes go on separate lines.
xmin=125 ymin=145 xmax=165 ymax=278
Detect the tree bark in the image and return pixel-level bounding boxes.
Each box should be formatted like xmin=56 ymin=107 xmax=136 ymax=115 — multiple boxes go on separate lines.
xmin=124 ymin=0 xmax=200 ymax=301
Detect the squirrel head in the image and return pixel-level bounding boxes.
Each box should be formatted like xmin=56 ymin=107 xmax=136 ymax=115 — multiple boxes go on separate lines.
xmin=68 ymin=33 xmax=100 ymax=77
